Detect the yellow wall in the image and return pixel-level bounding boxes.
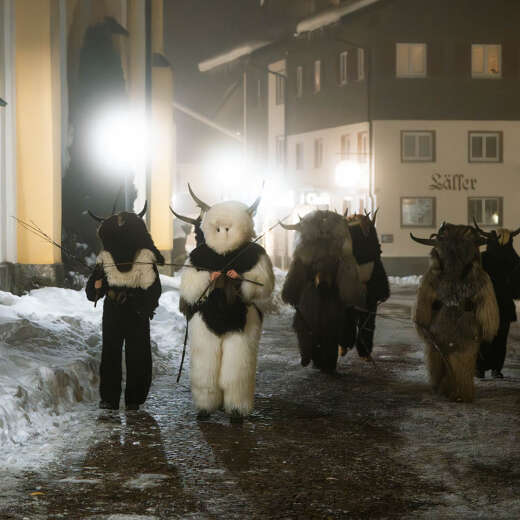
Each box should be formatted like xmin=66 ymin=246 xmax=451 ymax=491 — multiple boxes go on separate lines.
xmin=15 ymin=0 xmax=62 ymax=264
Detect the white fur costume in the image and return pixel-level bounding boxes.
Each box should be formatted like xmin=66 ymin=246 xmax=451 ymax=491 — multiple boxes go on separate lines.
xmin=180 ymin=200 xmax=274 ymax=416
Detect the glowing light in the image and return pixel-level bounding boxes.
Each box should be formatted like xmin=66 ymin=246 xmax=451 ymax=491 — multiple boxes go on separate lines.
xmin=335 ymin=160 xmax=369 ymax=190
xmin=90 ymin=106 xmax=147 ymax=173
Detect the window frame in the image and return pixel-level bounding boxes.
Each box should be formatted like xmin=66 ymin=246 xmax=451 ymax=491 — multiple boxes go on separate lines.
xmin=468 ymin=131 xmax=502 ymax=163
xmin=296 ymin=65 xmax=303 ymax=98
xmin=358 ymin=131 xmax=369 ymax=163
xmin=396 ymin=43 xmax=427 ymax=78
xmin=339 ymin=51 xmax=348 ymax=85
xmin=314 ymin=137 xmax=323 ymax=168
xmin=357 ymin=48 xmax=365 ymax=81
xmin=467 ymin=196 xmax=503 ymax=227
xmin=401 ymin=130 xmax=436 ymax=163
xmin=471 ymin=44 xmax=502 ymax=79
xmin=400 ymin=196 xmax=436 ymax=228
xmin=295 ymin=142 xmax=304 ymax=170
xmin=275 ymin=135 xmax=285 ymax=166
xmin=340 ymin=134 xmax=351 ymax=159
xmin=314 ymin=60 xmax=321 ymax=93
xmin=275 ymin=72 xmax=285 ymax=106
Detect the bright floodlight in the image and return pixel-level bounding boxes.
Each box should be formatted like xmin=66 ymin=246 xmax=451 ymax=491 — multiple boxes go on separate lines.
xmin=90 ymin=106 xmax=147 ymax=173
xmin=335 ymin=160 xmax=369 ymax=190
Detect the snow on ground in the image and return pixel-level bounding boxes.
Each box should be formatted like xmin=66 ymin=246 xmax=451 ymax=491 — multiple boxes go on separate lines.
xmin=0 ymin=277 xmax=187 ymax=472
xmin=389 ymin=275 xmax=422 ymax=287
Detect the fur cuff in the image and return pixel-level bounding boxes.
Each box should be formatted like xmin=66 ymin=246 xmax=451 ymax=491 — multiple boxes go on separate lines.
xmin=240 ymin=253 xmax=275 ymax=303
xmin=180 ymin=261 xmax=212 ymax=304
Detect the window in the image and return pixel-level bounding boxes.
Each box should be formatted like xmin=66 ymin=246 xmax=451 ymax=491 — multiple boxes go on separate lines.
xmin=257 ymin=78 xmax=262 ymax=106
xmin=295 ymin=142 xmax=304 ymax=170
xmin=275 ymin=72 xmax=285 ymax=105
xmin=469 ymin=131 xmax=502 ymax=162
xmin=314 ymin=138 xmax=323 ymax=168
xmin=314 ymin=60 xmax=321 ymax=93
xmin=296 ymin=66 xmax=303 ymax=98
xmin=401 ymin=197 xmax=436 ymax=228
xmin=401 ymin=131 xmax=435 ymax=162
xmin=358 ymin=48 xmax=365 ymax=81
xmin=340 ymin=134 xmax=351 ymax=159
xmin=275 ymin=135 xmax=285 ymax=166
xmin=396 ymin=43 xmax=427 ymax=77
xmin=339 ymin=51 xmax=348 ymax=85
xmin=472 ymin=44 xmax=501 ymax=78
xmin=358 ymin=131 xmax=369 ymax=163
xmin=468 ymin=197 xmax=502 ymax=226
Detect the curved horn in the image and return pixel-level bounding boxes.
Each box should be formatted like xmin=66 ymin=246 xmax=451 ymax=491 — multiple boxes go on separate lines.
xmin=511 ymin=227 xmax=520 ymax=238
xmin=344 ymin=208 xmax=349 ymax=218
xmin=170 ymin=206 xmax=199 ymax=226
xmin=472 ymin=217 xmax=493 ymax=238
xmin=87 ymin=210 xmax=104 ymax=223
xmin=248 ymin=196 xmax=261 ymax=216
xmin=280 ymin=220 xmax=302 ymax=231
xmin=188 ymin=184 xmax=210 ymax=211
xmin=371 ymin=208 xmax=379 ymax=225
xmin=410 ymin=233 xmax=437 ymax=246
xmin=137 ymin=200 xmax=148 ymax=218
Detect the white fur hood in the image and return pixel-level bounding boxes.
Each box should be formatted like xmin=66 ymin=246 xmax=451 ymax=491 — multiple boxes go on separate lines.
xmin=98 ymin=249 xmax=158 ymax=290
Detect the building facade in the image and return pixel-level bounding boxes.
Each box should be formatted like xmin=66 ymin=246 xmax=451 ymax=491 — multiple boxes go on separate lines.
xmin=200 ymin=0 xmax=520 ymax=273
xmin=0 ymin=0 xmax=175 ymax=293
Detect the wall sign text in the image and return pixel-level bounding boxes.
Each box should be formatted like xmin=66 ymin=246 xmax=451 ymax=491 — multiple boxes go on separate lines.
xmin=429 ymin=173 xmax=477 ymax=191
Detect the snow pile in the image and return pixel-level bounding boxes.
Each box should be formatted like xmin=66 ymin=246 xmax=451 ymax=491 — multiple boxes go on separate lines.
xmin=389 ymin=275 xmax=422 ymax=287
xmin=0 ymin=283 xmax=187 ymax=467
xmin=0 ymin=288 xmax=102 ymax=462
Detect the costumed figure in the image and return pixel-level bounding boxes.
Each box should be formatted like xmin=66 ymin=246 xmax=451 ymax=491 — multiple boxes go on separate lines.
xmin=412 ymin=223 xmax=499 ymax=402
xmin=473 ymin=222 xmax=520 ymax=379
xmin=179 ymin=187 xmax=274 ymax=423
xmin=86 ymin=202 xmax=164 ymax=410
xmin=281 ymin=210 xmax=366 ymax=372
xmin=344 ymin=210 xmax=390 ymax=360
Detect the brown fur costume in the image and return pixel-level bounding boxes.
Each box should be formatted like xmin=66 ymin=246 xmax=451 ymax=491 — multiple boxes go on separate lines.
xmin=412 ymin=224 xmax=499 ymax=402
xmin=281 ymin=210 xmax=365 ymax=371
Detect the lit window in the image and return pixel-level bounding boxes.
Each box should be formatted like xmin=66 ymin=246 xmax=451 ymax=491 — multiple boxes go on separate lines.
xmin=314 ymin=138 xmax=323 ymax=168
xmin=401 ymin=197 xmax=436 ymax=228
xmin=469 ymin=132 xmax=501 ymax=162
xmin=296 ymin=66 xmax=303 ymax=98
xmin=472 ymin=44 xmax=501 ymax=78
xmin=275 ymin=135 xmax=285 ymax=165
xmin=358 ymin=131 xmax=369 ymax=163
xmin=275 ymin=72 xmax=285 ymax=105
xmin=401 ymin=131 xmax=435 ymax=162
xmin=296 ymin=142 xmax=304 ymax=170
xmin=357 ymin=48 xmax=365 ymax=81
xmin=339 ymin=51 xmax=348 ymax=85
xmin=340 ymin=134 xmax=351 ymax=159
xmin=396 ymin=43 xmax=427 ymax=77
xmin=468 ymin=197 xmax=502 ymax=226
xmin=314 ymin=60 xmax=321 ymax=93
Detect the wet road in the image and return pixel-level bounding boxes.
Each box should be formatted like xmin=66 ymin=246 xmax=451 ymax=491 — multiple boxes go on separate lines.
xmin=2 ymin=289 xmax=520 ymax=519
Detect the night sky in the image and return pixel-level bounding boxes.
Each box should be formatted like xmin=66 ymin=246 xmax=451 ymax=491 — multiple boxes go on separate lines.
xmin=164 ymin=0 xmax=295 ymax=162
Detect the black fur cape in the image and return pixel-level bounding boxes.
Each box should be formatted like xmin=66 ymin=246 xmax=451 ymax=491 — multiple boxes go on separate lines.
xmin=188 ymin=242 xmax=265 ymax=335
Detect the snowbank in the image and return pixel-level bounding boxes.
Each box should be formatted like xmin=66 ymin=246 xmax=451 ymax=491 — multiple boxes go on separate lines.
xmin=389 ymin=275 xmax=422 ymax=287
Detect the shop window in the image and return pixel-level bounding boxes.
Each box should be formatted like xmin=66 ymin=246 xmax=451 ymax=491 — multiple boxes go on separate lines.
xmin=468 ymin=197 xmax=502 ymax=226
xmin=401 ymin=197 xmax=436 ymax=228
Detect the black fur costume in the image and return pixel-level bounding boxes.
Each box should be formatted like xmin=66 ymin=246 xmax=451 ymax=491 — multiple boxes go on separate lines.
xmin=476 ymin=230 xmax=520 ymax=376
xmin=281 ymin=210 xmax=365 ymax=372
xmin=86 ymin=210 xmax=164 ymax=409
xmin=184 ymin=242 xmax=265 ymax=335
xmin=344 ymin=215 xmax=390 ymax=358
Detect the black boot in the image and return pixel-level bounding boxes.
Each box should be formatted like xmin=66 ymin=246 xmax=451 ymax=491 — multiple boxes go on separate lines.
xmin=99 ymin=400 xmax=119 ymax=410
xmin=197 ymin=410 xmax=211 ymax=421
xmin=491 ymin=370 xmax=504 ymax=379
xmin=229 ymin=410 xmax=244 ymax=424
xmin=125 ymin=403 xmax=140 ymax=411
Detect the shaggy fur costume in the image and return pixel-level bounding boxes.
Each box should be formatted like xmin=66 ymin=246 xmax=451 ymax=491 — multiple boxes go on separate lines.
xmin=281 ymin=210 xmax=365 ymax=372
xmin=180 ymin=200 xmax=274 ymax=417
xmin=413 ymin=224 xmax=499 ymax=402
xmin=86 ymin=211 xmax=163 ymax=409
xmin=476 ymin=229 xmax=520 ymax=375
xmin=343 ymin=214 xmax=390 ymax=358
